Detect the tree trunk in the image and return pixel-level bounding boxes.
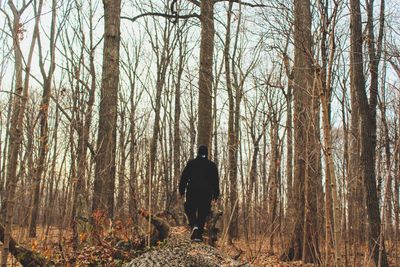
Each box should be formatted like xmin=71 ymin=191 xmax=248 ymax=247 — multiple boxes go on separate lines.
xmin=282 ymin=53 xmax=294 ymax=246
xmin=348 ymin=27 xmax=364 ymax=256
xmin=197 ymin=0 xmax=214 ymax=147
xmin=224 ymin=0 xmax=239 ymax=240
xmin=148 ymin=47 xmax=170 ymax=204
xmin=280 ymin=0 xmax=321 ymax=263
xmin=341 ymin=79 xmax=350 ymax=267
xmin=317 ymin=3 xmax=340 ymax=263
xmin=268 ymin=121 xmax=279 ymax=253
xmin=92 ymin=0 xmax=121 ymax=219
xmin=285 ymin=71 xmax=293 ymax=222
xmin=1 ymin=1 xmax=42 ymax=264
xmin=379 ymin=64 xmax=393 ymax=238
xmin=302 ymin=66 xmax=321 ymax=264
xmin=395 ymin=101 xmax=400 ymax=239
xmin=29 ymin=0 xmax=57 ymax=238
xmin=117 ymin=109 xmax=127 ymax=219
xmin=317 ymin=70 xmax=342 ymax=266
xmin=127 ymin=46 xmax=140 ymax=224
xmin=72 ymin=7 xmax=97 ymax=248
xmin=0 ymin=91 xmax=12 ymax=218
xmin=395 ymin=115 xmax=400 ymax=253
xmin=172 ymin=34 xmax=184 ymax=213
xmin=350 ymin=0 xmax=389 ymax=265
xmin=44 ymin=99 xmax=59 ymax=228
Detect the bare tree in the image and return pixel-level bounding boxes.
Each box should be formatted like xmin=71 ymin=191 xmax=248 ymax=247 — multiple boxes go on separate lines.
xmin=224 ymin=0 xmax=239 ymax=240
xmin=196 ymin=0 xmax=214 ymax=147
xmin=28 ymin=0 xmax=58 ymax=238
xmin=121 ymin=37 xmax=144 ymax=224
xmin=315 ymin=0 xmax=341 ymax=265
xmin=92 ymin=0 xmax=122 ymax=219
xmin=282 ymin=0 xmax=320 ymax=263
xmin=0 ymin=0 xmax=43 ymax=264
xmin=349 ymin=0 xmax=388 ymax=265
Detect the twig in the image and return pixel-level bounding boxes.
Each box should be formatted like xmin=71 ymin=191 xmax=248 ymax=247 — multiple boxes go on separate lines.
xmin=221 ymin=198 xmax=239 ymax=248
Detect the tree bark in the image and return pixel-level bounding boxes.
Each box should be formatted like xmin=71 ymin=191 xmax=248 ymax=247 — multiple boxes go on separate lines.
xmin=44 ymin=97 xmax=59 ymax=228
xmin=268 ymin=120 xmax=279 ymax=253
xmin=282 ymin=0 xmax=319 ymax=263
xmin=224 ymin=0 xmax=239 ymax=240
xmin=125 ymin=43 xmax=140 ymax=224
xmin=303 ymin=66 xmax=321 ymax=265
xmin=29 ymin=0 xmax=57 ymax=238
xmin=379 ymin=63 xmax=393 ymax=238
xmin=172 ymin=32 xmax=184 ymax=213
xmin=92 ymin=0 xmax=121 ymax=219
xmin=117 ymin=108 xmax=127 ymax=219
xmin=317 ymin=70 xmax=342 ymax=266
xmin=350 ymin=0 xmax=389 ymax=265
xmin=197 ymin=0 xmax=214 ymax=147
xmin=348 ymin=19 xmax=364 ymax=254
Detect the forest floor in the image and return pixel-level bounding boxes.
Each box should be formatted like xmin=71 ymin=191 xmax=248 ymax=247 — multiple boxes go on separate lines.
xmin=2 ymin=225 xmax=400 ymax=266
xmin=3 ymin=225 xmax=314 ymax=266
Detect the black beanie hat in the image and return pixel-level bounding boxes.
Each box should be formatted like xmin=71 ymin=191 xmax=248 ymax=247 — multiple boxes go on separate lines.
xmin=197 ymin=144 xmax=208 ymax=158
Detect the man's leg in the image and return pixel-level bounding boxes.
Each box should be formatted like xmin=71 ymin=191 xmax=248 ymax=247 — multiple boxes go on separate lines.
xmin=196 ymin=200 xmax=211 ymax=240
xmin=184 ymin=201 xmax=196 ymax=228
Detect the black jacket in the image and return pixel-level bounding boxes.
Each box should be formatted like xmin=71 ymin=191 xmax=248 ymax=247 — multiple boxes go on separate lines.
xmin=179 ymin=157 xmax=220 ymax=201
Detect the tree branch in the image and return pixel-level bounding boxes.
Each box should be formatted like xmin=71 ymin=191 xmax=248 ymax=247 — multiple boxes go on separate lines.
xmin=49 ymin=95 xmax=96 ymax=157
xmin=121 ymin=12 xmax=199 ymax=23
xmin=186 ymin=0 xmax=200 ymax=6
xmin=121 ymin=0 xmax=267 ymax=24
xmin=389 ymin=60 xmax=400 ymax=79
xmin=0 ymin=90 xmax=23 ymax=98
xmin=7 ymin=0 xmax=18 ymax=16
xmin=214 ymin=0 xmax=272 ymax=8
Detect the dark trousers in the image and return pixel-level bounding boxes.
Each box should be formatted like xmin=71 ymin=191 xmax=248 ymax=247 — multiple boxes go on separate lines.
xmin=184 ymin=197 xmax=211 ymax=234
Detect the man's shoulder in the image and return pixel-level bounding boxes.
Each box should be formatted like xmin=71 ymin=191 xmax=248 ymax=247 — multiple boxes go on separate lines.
xmin=208 ymin=160 xmax=217 ymax=168
xmin=188 ymin=158 xmax=217 ymax=166
xmin=186 ymin=158 xmax=196 ymax=165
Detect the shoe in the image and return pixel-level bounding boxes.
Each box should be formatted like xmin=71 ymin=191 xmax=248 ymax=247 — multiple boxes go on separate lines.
xmin=191 ymin=226 xmax=199 ymax=241
xmin=194 ymin=231 xmax=203 ymax=242
xmin=193 ymin=228 xmax=203 ymax=242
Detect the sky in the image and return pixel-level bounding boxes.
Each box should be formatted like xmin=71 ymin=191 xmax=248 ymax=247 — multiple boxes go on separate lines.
xmin=0 ymin=0 xmax=399 ymax=125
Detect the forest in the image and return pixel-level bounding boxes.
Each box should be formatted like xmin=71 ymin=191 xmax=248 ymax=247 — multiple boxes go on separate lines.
xmin=0 ymin=0 xmax=399 ymax=266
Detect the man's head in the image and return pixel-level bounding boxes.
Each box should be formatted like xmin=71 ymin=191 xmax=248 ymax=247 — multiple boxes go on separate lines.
xmin=197 ymin=144 xmax=208 ymax=158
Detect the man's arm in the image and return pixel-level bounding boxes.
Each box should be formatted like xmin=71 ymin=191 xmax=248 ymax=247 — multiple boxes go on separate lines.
xmin=179 ymin=161 xmax=191 ymax=196
xmin=212 ymin=163 xmax=220 ymax=200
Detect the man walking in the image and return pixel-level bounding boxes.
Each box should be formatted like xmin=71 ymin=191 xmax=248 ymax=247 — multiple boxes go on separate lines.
xmin=179 ymin=145 xmax=220 ymax=242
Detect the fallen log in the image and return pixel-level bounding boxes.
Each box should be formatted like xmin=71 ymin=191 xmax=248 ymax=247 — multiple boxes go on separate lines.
xmin=0 ymin=224 xmax=47 ymax=266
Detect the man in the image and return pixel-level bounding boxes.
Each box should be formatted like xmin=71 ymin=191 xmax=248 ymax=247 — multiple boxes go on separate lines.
xmin=179 ymin=144 xmax=220 ymax=242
